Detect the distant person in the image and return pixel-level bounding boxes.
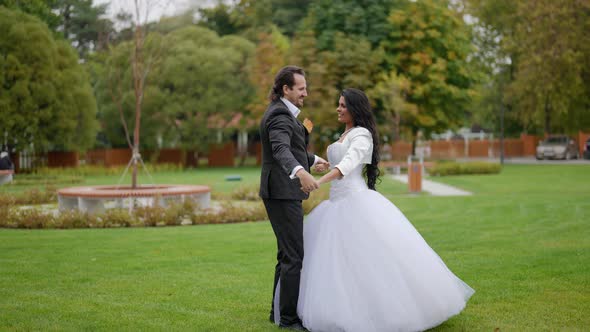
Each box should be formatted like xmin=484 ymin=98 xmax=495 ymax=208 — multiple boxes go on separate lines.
xmin=0 ymin=151 xmax=14 ymax=170
xmin=0 ymin=150 xmax=14 ymax=185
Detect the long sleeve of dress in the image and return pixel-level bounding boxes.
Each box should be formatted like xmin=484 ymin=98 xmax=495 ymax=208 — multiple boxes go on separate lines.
xmin=334 ymin=128 xmax=373 ymax=176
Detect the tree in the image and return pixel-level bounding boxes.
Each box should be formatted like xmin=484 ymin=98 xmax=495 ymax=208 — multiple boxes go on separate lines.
xmin=269 ymin=0 xmax=313 ymax=37
xmin=368 ymin=71 xmax=416 ymax=142
xmin=197 ymin=2 xmax=240 ymax=36
xmin=247 ymin=26 xmax=290 ymax=121
xmin=288 ymin=30 xmax=337 ymax=150
xmin=54 ymin=0 xmax=113 ymax=58
xmin=157 ymin=27 xmax=255 ymax=152
xmin=381 ymin=0 xmax=477 ymax=152
xmin=92 ymin=25 xmax=256 ymax=156
xmin=506 ymin=0 xmax=590 ymax=135
xmin=0 ymin=7 xmax=98 ymax=152
xmin=225 ymin=0 xmax=312 ymax=38
xmin=89 ymin=36 xmax=166 ymax=150
xmin=290 ymin=32 xmax=382 ymax=136
xmin=230 ymin=0 xmax=274 ymax=40
xmin=303 ymin=0 xmax=401 ymax=50
xmin=0 ymin=0 xmax=60 ymax=30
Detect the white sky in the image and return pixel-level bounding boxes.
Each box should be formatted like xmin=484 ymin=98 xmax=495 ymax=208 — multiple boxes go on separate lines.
xmin=94 ymin=0 xmax=225 ymax=23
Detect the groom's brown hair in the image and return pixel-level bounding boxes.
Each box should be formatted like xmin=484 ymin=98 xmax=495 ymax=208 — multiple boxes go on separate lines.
xmin=269 ymin=65 xmax=305 ymax=101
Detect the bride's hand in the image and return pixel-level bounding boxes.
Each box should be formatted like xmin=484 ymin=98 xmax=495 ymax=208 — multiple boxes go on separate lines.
xmin=314 ymin=162 xmax=330 ymax=173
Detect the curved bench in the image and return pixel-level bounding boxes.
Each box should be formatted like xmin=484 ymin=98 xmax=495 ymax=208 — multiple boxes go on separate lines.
xmin=0 ymin=169 xmax=14 ymax=185
xmin=58 ymin=185 xmax=211 ymax=213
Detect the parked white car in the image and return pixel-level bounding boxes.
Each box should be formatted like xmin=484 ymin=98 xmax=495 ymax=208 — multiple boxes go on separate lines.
xmin=536 ymin=135 xmax=579 ymax=160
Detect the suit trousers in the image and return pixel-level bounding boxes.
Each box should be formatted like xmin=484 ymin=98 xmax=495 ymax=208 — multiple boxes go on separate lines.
xmin=263 ymin=198 xmax=304 ymax=326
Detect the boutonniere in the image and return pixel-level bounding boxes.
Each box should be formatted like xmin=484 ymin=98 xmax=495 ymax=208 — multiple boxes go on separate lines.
xmin=303 ymin=118 xmax=314 ymax=134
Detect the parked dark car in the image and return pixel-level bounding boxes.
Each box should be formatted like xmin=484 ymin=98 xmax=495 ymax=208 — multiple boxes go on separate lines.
xmin=584 ymin=138 xmax=590 ymax=159
xmin=536 ymin=135 xmax=579 ymax=160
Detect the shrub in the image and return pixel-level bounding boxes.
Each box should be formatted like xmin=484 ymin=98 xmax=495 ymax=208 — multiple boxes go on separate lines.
xmin=55 ymin=210 xmax=97 ymax=229
xmin=0 ymin=187 xmax=57 ymax=206
xmin=0 ymin=183 xmax=331 ymax=229
xmin=230 ymin=185 xmax=260 ymax=201
xmin=429 ymin=161 xmax=501 ymax=176
xmin=0 ymin=207 xmax=17 ymax=228
xmin=13 ymin=208 xmax=51 ymax=229
xmin=100 ymin=209 xmax=136 ymax=228
xmin=193 ymin=202 xmax=268 ymax=225
xmin=135 ymin=205 xmax=167 ymax=227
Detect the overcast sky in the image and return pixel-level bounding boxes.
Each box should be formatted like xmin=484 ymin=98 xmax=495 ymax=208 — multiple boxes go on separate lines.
xmin=94 ymin=0 xmax=225 ymax=23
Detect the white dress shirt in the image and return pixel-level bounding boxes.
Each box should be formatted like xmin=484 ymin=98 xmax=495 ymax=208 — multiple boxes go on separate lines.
xmin=280 ymin=97 xmax=319 ymax=179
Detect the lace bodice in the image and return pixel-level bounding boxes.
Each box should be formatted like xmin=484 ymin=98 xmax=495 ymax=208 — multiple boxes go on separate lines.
xmin=327 ymin=127 xmax=373 ymax=200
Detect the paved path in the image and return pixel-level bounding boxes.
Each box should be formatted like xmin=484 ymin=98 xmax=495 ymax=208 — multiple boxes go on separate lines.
xmin=392 ymin=175 xmax=472 ymax=196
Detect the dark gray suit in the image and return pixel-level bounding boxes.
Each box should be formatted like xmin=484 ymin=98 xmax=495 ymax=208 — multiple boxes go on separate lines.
xmin=259 ymin=99 xmax=315 ymax=326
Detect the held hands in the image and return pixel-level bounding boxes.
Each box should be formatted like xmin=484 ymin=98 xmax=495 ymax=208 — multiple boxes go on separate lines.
xmin=296 ymin=169 xmax=319 ymax=194
xmin=314 ymin=157 xmax=330 ymax=173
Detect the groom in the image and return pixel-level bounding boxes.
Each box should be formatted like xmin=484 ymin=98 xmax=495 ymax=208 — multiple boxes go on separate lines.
xmin=259 ymin=65 xmax=325 ymax=330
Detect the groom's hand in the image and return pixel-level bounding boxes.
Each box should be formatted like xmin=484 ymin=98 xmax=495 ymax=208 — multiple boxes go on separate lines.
xmin=314 ymin=157 xmax=330 ymax=173
xmin=296 ymin=169 xmax=319 ymax=193
xmin=314 ymin=161 xmax=330 ymax=173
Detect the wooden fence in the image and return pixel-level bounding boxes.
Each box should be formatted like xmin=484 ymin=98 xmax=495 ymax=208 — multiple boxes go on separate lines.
xmin=9 ymin=131 xmax=589 ymax=171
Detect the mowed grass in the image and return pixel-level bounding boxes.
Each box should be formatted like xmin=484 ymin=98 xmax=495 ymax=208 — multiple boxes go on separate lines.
xmin=0 ymin=166 xmax=409 ymax=196
xmin=1 ymin=164 xmax=589 ymax=331
xmin=0 ymin=167 xmax=263 ymax=195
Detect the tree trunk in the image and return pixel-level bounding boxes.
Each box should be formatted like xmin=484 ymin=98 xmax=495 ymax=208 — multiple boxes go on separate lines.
xmin=544 ymin=95 xmax=551 ymax=136
xmin=393 ymin=112 xmax=400 ymax=141
xmin=411 ymin=127 xmax=418 ymax=156
xmin=62 ymin=4 xmax=71 ymax=39
xmin=131 ymin=22 xmax=143 ymax=189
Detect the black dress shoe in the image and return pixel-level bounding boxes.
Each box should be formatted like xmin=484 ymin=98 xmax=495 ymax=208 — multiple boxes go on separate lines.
xmin=279 ymin=322 xmax=308 ymax=331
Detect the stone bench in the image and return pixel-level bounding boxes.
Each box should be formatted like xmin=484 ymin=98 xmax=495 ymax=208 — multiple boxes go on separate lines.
xmin=0 ymin=169 xmax=14 ymax=185
xmin=57 ymin=185 xmax=211 ymax=214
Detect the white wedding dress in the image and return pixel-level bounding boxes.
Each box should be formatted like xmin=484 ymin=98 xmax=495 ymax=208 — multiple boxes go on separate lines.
xmin=296 ymin=127 xmax=475 ymax=332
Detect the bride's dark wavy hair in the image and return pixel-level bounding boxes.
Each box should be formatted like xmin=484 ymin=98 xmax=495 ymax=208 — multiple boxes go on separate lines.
xmin=341 ymin=88 xmax=381 ymax=190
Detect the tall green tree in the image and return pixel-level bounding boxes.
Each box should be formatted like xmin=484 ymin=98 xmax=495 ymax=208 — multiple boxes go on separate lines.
xmin=247 ymin=26 xmax=290 ymax=121
xmin=92 ymin=26 xmax=255 ymax=154
xmin=507 ymin=0 xmax=590 ymax=135
xmin=270 ymin=0 xmax=313 ymax=37
xmin=198 ymin=2 xmax=240 ymax=36
xmin=288 ymin=31 xmax=337 ymax=149
xmin=53 ymin=0 xmax=113 ymax=58
xmin=220 ymin=0 xmax=312 ymax=38
xmin=158 ymin=27 xmax=255 ymax=151
xmin=291 ymin=32 xmax=382 ymax=132
xmin=0 ymin=7 xmax=98 ymax=151
xmin=303 ymin=0 xmax=401 ymax=50
xmin=88 ymin=35 xmax=166 ymax=150
xmin=381 ymin=0 xmax=477 ymax=150
xmin=368 ymin=71 xmax=416 ymax=142
xmin=0 ymin=0 xmax=60 ymax=30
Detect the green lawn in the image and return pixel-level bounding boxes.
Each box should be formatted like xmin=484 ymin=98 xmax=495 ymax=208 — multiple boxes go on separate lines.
xmin=0 ymin=167 xmax=264 ymax=194
xmin=1 ymin=164 xmax=589 ymax=331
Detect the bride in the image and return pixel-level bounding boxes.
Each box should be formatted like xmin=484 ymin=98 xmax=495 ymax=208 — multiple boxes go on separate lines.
xmin=296 ymin=88 xmax=474 ymax=332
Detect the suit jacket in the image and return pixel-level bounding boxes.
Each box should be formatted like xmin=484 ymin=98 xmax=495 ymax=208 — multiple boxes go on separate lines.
xmin=259 ymin=100 xmax=315 ymax=200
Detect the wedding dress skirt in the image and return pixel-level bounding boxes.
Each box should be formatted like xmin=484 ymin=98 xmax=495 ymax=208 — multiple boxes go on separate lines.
xmin=296 ymin=141 xmax=474 ymax=332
